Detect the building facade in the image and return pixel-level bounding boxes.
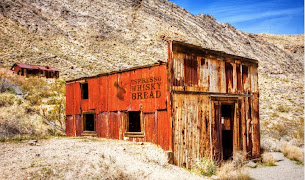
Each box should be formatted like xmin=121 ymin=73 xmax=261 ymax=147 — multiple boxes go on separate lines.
xmin=11 ymin=63 xmax=59 ymax=78
xmin=66 ymin=41 xmax=260 ymax=168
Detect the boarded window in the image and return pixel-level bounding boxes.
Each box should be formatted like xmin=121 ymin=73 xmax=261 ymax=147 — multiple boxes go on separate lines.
xmin=184 ymin=55 xmax=198 ymax=85
xmin=225 ymin=62 xmax=233 ymax=93
xmin=128 ymin=111 xmax=141 ymax=132
xmin=83 ymin=113 xmax=95 ymax=131
xmin=81 ymin=83 xmax=89 ymax=99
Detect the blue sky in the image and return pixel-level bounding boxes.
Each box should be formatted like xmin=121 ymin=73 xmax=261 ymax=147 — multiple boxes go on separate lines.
xmin=169 ymin=0 xmax=304 ymax=34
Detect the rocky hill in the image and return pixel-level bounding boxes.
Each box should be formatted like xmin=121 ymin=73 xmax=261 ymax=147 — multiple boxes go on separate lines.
xmin=0 ymin=0 xmax=304 ymax=143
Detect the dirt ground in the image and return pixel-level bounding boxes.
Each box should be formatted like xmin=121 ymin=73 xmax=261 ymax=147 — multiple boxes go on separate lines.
xmin=0 ymin=137 xmax=206 ymax=180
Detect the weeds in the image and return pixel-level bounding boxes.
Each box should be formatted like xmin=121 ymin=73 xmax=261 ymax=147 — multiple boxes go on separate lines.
xmin=192 ymin=158 xmax=216 ymax=177
xmin=217 ymin=161 xmax=250 ymax=180
xmin=282 ymin=144 xmax=304 ymax=165
xmin=261 ymin=152 xmax=277 ymax=166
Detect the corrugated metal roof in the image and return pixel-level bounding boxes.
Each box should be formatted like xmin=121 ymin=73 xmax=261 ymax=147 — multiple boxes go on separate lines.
xmin=11 ymin=63 xmax=60 ymax=71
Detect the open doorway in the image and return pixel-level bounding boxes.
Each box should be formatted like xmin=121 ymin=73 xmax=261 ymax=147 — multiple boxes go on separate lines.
xmin=83 ymin=113 xmax=95 ymax=132
xmin=221 ymin=104 xmax=234 ymax=160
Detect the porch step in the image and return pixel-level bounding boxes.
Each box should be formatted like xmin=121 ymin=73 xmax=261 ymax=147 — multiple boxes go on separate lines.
xmin=81 ymin=131 xmax=97 ymax=137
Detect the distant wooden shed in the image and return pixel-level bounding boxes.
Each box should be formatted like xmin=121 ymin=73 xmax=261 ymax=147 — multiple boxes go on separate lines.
xmin=11 ymin=63 xmax=59 ymax=78
xmin=65 ymin=41 xmax=260 ymax=168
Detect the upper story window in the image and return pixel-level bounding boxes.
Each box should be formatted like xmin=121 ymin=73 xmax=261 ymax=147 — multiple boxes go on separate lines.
xmin=184 ymin=55 xmax=198 ymax=85
xmin=81 ymin=83 xmax=88 ymax=99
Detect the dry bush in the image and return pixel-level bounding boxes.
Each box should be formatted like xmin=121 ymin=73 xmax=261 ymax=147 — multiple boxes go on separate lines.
xmin=217 ymin=161 xmax=250 ymax=180
xmin=261 ymin=152 xmax=277 ymax=166
xmin=0 ymin=93 xmax=18 ymax=107
xmin=282 ymin=144 xmax=304 ymax=163
xmin=192 ymin=158 xmax=217 ymax=177
xmin=0 ymin=104 xmax=49 ymax=138
xmin=232 ymin=151 xmax=247 ymax=168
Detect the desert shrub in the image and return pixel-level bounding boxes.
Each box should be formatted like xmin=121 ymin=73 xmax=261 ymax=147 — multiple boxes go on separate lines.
xmin=277 ymin=105 xmax=289 ymax=113
xmin=232 ymin=151 xmax=247 ymax=168
xmin=192 ymin=158 xmax=216 ymax=177
xmin=0 ymin=93 xmax=17 ymax=107
xmin=261 ymin=152 xmax=277 ymax=166
xmin=217 ymin=161 xmax=250 ymax=180
xmin=282 ymin=144 xmax=304 ymax=164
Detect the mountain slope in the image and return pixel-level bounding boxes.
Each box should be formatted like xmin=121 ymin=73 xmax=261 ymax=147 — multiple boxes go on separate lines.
xmin=1 ymin=0 xmax=303 ymax=79
xmin=0 ymin=0 xmax=303 ymax=143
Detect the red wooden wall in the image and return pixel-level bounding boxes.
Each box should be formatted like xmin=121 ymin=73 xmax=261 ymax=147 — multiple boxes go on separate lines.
xmin=66 ymin=64 xmax=172 ymax=151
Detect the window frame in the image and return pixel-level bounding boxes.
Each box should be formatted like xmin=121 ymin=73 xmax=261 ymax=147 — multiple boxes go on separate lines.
xmin=124 ymin=111 xmax=144 ymax=137
xmin=81 ymin=82 xmax=89 ymax=99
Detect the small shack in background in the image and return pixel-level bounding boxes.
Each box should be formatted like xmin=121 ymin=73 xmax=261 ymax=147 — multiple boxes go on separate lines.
xmin=65 ymin=41 xmax=260 ymax=168
xmin=11 ymin=63 xmax=60 ymax=78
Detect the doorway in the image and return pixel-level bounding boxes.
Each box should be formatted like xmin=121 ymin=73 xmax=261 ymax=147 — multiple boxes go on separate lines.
xmin=221 ymin=104 xmax=234 ymax=160
xmin=83 ymin=113 xmax=95 ymax=132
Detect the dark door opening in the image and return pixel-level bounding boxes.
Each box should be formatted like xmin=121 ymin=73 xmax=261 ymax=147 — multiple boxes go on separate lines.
xmin=221 ymin=104 xmax=234 ymax=160
xmin=128 ymin=111 xmax=141 ymax=132
xmin=83 ymin=113 xmax=95 ymax=131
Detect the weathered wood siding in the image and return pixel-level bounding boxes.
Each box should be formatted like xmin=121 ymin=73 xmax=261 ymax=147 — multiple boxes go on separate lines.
xmin=169 ymin=41 xmax=260 ymax=167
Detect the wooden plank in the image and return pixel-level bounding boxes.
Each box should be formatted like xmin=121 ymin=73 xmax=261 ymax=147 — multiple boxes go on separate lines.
xmin=241 ymin=98 xmax=247 ymax=158
xmin=173 ymin=52 xmax=185 ymax=86
xmin=252 ymin=93 xmax=260 ymax=157
xmin=242 ymin=65 xmax=251 ymax=93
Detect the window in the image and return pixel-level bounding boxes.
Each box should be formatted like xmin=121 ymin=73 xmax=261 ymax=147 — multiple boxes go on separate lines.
xmin=184 ymin=55 xmax=198 ymax=85
xmin=81 ymin=83 xmax=89 ymax=99
xmin=125 ymin=111 xmax=143 ymax=136
xmin=83 ymin=113 xmax=95 ymax=131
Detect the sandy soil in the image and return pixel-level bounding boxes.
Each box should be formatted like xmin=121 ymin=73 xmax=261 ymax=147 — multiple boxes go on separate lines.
xmin=247 ymin=152 xmax=304 ymax=180
xmin=0 ymin=137 xmax=206 ymax=180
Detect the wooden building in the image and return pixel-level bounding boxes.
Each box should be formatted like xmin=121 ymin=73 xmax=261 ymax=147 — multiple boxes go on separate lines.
xmin=11 ymin=63 xmax=60 ymax=78
xmin=66 ymin=41 xmax=260 ymax=168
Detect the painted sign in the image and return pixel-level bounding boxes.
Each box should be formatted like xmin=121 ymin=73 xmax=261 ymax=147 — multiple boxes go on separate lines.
xmin=130 ymin=76 xmax=162 ymax=100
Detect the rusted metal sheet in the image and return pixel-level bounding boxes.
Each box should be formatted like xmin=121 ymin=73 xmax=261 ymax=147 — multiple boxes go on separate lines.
xmin=66 ymin=83 xmax=74 ymax=115
xmin=75 ymin=115 xmax=82 ymax=136
xmin=98 ymin=76 xmax=108 ymax=112
xmin=157 ymin=110 xmax=171 ymax=151
xmin=117 ymin=72 xmax=130 ymax=111
xmin=73 ymin=82 xmax=81 ymax=115
xmin=88 ymin=78 xmax=99 ymax=110
xmin=98 ymin=112 xmax=110 ymax=138
xmin=144 ymin=113 xmax=158 ymax=144
xmin=66 ymin=115 xmax=75 ymax=136
xmin=108 ymin=74 xmax=119 ymax=111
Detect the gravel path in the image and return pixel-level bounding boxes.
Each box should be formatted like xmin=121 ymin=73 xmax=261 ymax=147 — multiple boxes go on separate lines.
xmin=247 ymin=152 xmax=304 ymax=180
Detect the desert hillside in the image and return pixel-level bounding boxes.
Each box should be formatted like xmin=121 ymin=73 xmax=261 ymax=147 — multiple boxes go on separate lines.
xmin=0 ymin=0 xmax=303 ymax=145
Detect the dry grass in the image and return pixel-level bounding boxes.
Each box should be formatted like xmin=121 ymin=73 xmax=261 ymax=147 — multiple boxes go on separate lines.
xmin=216 ymin=161 xmax=250 ymax=180
xmin=192 ymin=158 xmax=217 ymax=177
xmin=0 ymin=69 xmax=66 ymax=138
xmin=282 ymin=144 xmax=304 ymax=164
xmin=261 ymin=152 xmax=277 ymax=166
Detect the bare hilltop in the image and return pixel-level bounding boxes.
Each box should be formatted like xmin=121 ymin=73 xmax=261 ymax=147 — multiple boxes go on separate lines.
xmin=0 ymin=0 xmax=303 ymax=149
